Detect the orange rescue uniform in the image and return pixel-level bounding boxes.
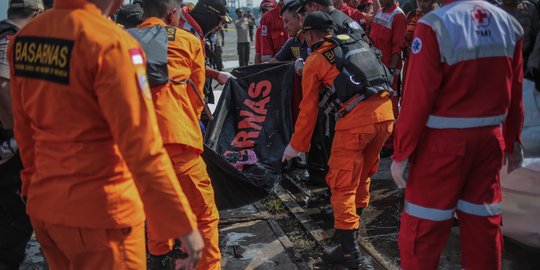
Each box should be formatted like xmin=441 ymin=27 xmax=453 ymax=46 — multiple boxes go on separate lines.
xmin=137 ymin=18 xmax=221 ymax=270
xmin=8 ymin=1 xmax=197 ymax=269
xmin=291 ymin=40 xmax=394 ymax=230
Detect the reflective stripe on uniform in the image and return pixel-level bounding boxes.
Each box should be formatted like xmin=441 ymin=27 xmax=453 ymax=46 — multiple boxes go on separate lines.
xmin=261 ymin=55 xmax=273 ymax=61
xmin=426 ymin=114 xmax=506 ymax=129
xmin=457 ymin=200 xmax=502 ymax=216
xmin=405 ymin=201 xmax=455 ymax=221
xmin=419 ymin=1 xmax=523 ymax=65
xmin=373 ymin=8 xmax=405 ymax=29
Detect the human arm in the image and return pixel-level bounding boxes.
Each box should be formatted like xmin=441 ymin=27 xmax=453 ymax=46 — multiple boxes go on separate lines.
xmin=393 ymin=23 xmax=442 ymax=162
xmin=390 ymin=13 xmax=408 ymax=70
xmin=289 ymin=55 xmax=329 ymax=152
xmin=503 ymin=37 xmax=524 ymax=156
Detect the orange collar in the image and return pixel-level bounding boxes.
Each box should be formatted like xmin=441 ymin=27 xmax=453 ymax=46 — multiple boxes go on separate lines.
xmin=54 ymin=0 xmax=101 ymax=14
xmin=139 ymin=17 xmax=167 ymax=28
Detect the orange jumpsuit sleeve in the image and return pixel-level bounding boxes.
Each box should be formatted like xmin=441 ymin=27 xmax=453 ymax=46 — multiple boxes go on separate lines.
xmin=9 ymin=73 xmax=34 ymax=197
xmin=94 ymin=43 xmax=197 ymax=240
xmin=290 ymin=54 xmax=332 ymax=152
xmin=391 ymin=13 xmax=408 ymax=57
xmin=190 ymin=38 xmax=206 ymax=118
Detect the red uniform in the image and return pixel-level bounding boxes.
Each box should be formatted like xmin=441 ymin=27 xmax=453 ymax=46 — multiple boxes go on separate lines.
xmin=402 ymin=10 xmax=423 ymax=94
xmin=340 ymin=3 xmax=369 ymax=31
xmin=258 ymin=4 xmax=289 ymax=61
xmin=369 ymin=3 xmax=407 ymax=149
xmin=394 ymin=1 xmax=524 ymax=269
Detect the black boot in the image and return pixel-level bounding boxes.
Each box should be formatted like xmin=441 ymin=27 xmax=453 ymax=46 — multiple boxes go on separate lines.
xmin=324 ymin=229 xmax=362 ymax=269
xmin=147 ymin=253 xmax=171 ymax=270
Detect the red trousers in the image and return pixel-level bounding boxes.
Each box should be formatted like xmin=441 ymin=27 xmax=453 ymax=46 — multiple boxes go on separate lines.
xmin=31 ymin=218 xmax=146 ymax=270
xmin=399 ymin=127 xmax=504 ymax=270
xmin=327 ymin=121 xmax=393 ymax=230
xmin=147 ymin=145 xmax=221 ymax=270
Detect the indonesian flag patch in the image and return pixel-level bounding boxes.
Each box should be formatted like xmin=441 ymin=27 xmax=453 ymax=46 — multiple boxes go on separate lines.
xmin=129 ymin=48 xmax=151 ymax=99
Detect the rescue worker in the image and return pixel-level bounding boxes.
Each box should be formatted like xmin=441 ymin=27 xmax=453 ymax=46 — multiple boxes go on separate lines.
xmin=391 ymin=0 xmax=525 ymax=268
xmin=255 ymin=0 xmax=277 ymax=64
xmin=401 ymin=0 xmax=436 ymax=91
xmin=298 ymin=0 xmax=369 ymax=207
xmin=8 ymin=0 xmax=204 ymax=269
xmin=115 ymin=0 xmax=144 ymax=29
xmin=369 ymin=0 xmax=407 ymax=158
xmin=282 ymin=12 xmax=394 ymax=268
xmin=0 ymin=2 xmax=43 ymax=268
xmin=135 ymin=1 xmax=221 ymax=269
xmin=258 ymin=0 xmax=289 ymax=63
xmin=274 ymin=0 xmax=309 ymax=62
xmin=299 ymin=0 xmax=366 ymax=39
xmin=332 ymin=0 xmax=369 ymax=31
xmin=177 ymin=0 xmax=234 ymax=85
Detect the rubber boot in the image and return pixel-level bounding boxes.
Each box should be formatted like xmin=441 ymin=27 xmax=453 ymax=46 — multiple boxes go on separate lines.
xmin=324 ymin=229 xmax=362 ymax=269
xmin=147 ymin=253 xmax=171 ymax=270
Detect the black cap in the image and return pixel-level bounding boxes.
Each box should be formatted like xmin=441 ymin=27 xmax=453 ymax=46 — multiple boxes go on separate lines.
xmin=281 ymin=0 xmax=301 ymax=15
xmin=296 ymin=0 xmax=332 ymax=13
xmin=298 ymin=11 xmax=333 ymax=34
xmin=195 ymin=0 xmax=232 ymax=23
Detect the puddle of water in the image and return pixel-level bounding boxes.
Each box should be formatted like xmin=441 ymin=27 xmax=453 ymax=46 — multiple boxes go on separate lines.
xmin=224 ymin=232 xmax=256 ymax=247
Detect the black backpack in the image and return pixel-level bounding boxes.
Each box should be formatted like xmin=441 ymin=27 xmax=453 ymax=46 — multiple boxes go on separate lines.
xmin=128 ymin=26 xmax=213 ymax=119
xmin=127 ymin=26 xmax=171 ymax=87
xmin=318 ymin=34 xmax=391 ymax=120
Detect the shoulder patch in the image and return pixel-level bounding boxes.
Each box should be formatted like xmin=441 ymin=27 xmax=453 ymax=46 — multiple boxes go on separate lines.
xmin=12 ymin=36 xmax=74 ymax=85
xmin=348 ymin=21 xmax=361 ymax=30
xmin=323 ymin=50 xmax=336 ymax=64
xmin=261 ymin=25 xmax=268 ymax=37
xmin=411 ymin=37 xmax=422 ymax=54
xmin=129 ymin=48 xmax=151 ymax=99
xmin=166 ymin=27 xmax=176 ymax=41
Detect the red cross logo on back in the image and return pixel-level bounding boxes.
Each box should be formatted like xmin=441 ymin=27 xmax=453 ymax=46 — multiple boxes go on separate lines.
xmin=471 ymin=6 xmax=492 ymax=28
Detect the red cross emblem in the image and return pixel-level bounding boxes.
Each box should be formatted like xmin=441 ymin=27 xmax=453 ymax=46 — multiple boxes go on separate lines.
xmin=471 ymin=6 xmax=492 ymax=28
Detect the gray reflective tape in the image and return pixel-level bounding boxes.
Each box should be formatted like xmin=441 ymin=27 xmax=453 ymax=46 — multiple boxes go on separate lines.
xmin=426 ymin=114 xmax=505 ymax=129
xmin=261 ymin=55 xmax=273 ymax=62
xmin=344 ymin=48 xmax=369 ymax=59
xmin=373 ymin=8 xmax=405 ymax=29
xmin=419 ymin=2 xmax=521 ymax=65
xmin=457 ymin=200 xmax=502 ymax=217
xmin=405 ymin=201 xmax=455 ymax=221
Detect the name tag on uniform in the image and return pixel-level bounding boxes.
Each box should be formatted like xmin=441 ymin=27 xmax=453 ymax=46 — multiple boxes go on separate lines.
xmin=12 ymin=36 xmax=74 ymax=85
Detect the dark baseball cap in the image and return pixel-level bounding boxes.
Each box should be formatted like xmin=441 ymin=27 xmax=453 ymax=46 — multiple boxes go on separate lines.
xmin=281 ymin=0 xmax=302 ymax=15
xmin=296 ymin=0 xmax=332 ymax=13
xmin=298 ymin=11 xmax=333 ymax=34
xmin=9 ymin=0 xmax=44 ymax=10
xmin=196 ymin=0 xmax=232 ymax=23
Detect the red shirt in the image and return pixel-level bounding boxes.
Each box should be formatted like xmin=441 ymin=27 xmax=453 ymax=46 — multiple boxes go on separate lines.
xmin=369 ymin=4 xmax=407 ymax=69
xmin=393 ymin=0 xmax=524 ymax=162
